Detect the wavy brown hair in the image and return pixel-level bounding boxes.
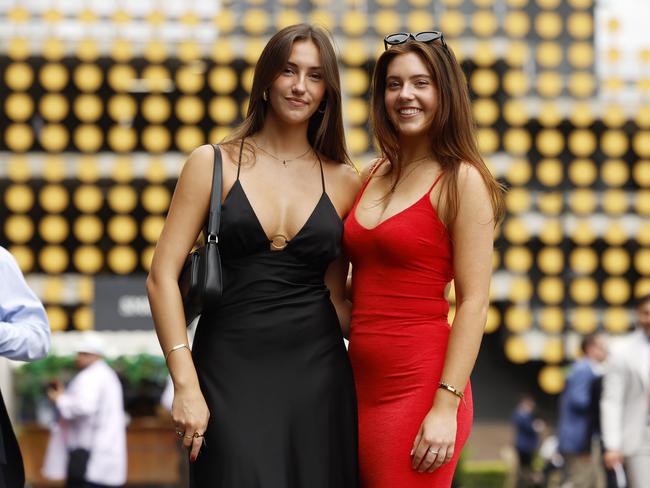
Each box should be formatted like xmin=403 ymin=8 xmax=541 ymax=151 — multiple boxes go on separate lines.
xmin=223 ymin=24 xmax=351 ymax=166
xmin=371 ymin=41 xmax=505 ymax=227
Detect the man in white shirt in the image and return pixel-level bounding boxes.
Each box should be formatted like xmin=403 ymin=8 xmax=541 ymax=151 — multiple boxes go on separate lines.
xmin=0 ymin=246 xmax=51 ymax=488
xmin=601 ymin=294 xmax=650 ymax=488
xmin=44 ymin=333 xmax=127 ymax=488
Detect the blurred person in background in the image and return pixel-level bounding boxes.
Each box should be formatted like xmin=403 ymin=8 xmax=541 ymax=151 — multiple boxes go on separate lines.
xmin=147 ymin=24 xmax=360 ymax=487
xmin=557 ymin=334 xmax=608 ymax=488
xmin=513 ymin=395 xmax=544 ymax=487
xmin=0 ymin=246 xmax=51 ymax=488
xmin=343 ymin=32 xmax=504 ymax=487
xmin=43 ymin=332 xmax=127 ymax=488
xmin=600 ymin=294 xmax=650 ymax=488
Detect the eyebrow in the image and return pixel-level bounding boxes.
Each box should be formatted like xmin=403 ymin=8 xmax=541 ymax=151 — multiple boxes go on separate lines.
xmin=386 ymin=74 xmax=432 ymax=80
xmin=286 ymin=61 xmax=323 ymax=70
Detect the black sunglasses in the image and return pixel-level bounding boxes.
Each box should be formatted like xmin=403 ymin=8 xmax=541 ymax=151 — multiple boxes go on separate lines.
xmin=383 ymin=31 xmax=448 ymax=51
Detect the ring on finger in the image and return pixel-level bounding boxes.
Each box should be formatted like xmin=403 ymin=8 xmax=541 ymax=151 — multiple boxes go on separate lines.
xmin=176 ymin=430 xmax=183 ymax=437
xmin=428 ymin=447 xmax=439 ymax=455
xmin=184 ymin=434 xmax=194 ymax=440
xmin=193 ymin=432 xmax=204 ymax=438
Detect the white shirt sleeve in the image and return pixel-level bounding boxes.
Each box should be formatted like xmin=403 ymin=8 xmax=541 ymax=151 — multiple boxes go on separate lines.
xmin=0 ymin=247 xmax=51 ymax=361
xmin=55 ymin=366 xmax=103 ymax=420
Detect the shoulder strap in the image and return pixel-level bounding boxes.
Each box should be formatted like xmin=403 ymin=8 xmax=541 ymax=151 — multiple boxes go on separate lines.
xmin=360 ymin=158 xmax=385 ymax=193
xmin=316 ymin=152 xmax=325 ymax=193
xmin=351 ymin=158 xmax=385 ymax=208
xmin=427 ymin=172 xmax=445 ymax=195
xmin=236 ymin=139 xmax=244 ymax=180
xmin=206 ymin=144 xmax=223 ymax=242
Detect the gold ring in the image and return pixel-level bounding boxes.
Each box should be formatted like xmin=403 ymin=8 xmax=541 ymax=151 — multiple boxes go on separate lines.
xmin=176 ymin=431 xmax=183 ymax=437
xmin=193 ymin=432 xmax=204 ymax=438
xmin=184 ymin=435 xmax=193 ymax=440
xmin=270 ymin=235 xmax=289 ymax=250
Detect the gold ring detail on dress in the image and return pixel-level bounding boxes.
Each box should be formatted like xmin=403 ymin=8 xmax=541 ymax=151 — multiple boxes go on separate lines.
xmin=270 ymin=235 xmax=289 ymax=251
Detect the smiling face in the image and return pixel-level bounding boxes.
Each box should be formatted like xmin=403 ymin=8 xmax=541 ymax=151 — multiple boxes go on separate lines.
xmin=384 ymin=52 xmax=438 ymax=138
xmin=267 ymin=39 xmax=326 ymax=126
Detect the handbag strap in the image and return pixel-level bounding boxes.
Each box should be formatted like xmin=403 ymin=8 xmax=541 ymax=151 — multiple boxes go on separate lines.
xmin=206 ymin=144 xmax=223 ymax=243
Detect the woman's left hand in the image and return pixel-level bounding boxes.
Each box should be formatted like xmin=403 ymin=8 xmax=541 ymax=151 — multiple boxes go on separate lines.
xmin=410 ymin=402 xmax=458 ymax=473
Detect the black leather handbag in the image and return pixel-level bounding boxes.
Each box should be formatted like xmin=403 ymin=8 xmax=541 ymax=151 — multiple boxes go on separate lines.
xmin=178 ymin=144 xmax=223 ymax=326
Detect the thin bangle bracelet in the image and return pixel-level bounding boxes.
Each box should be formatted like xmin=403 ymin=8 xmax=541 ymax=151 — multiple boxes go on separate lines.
xmin=438 ymin=381 xmax=464 ymax=399
xmin=165 ymin=343 xmax=190 ymax=362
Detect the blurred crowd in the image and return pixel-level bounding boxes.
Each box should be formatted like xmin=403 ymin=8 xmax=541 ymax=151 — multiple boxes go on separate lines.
xmin=513 ymin=294 xmax=650 ymax=488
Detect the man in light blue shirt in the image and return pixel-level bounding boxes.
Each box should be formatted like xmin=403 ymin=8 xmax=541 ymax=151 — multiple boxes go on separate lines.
xmin=0 ymin=246 xmax=50 ymax=361
xmin=0 ymin=245 xmax=51 ymax=487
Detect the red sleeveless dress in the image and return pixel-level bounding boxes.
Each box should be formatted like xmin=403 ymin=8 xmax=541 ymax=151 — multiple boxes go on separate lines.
xmin=343 ymin=168 xmax=473 ymax=488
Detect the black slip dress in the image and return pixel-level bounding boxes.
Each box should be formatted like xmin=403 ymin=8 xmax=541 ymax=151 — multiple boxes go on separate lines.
xmin=190 ymin=142 xmax=359 ymax=488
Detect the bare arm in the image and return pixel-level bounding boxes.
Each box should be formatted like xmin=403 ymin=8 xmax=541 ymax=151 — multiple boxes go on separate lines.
xmin=146 ymin=144 xmax=215 ymax=461
xmin=324 ymin=162 xmax=363 ymax=338
xmin=437 ymin=164 xmax=494 ymax=407
xmin=412 ymin=164 xmax=496 ymax=472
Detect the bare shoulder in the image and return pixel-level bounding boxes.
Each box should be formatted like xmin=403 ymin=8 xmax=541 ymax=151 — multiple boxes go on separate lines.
xmin=322 ymin=158 xmax=363 ymax=193
xmin=457 ymin=162 xmax=489 ymax=197
xmin=180 ymin=144 xmax=216 ymax=177
xmin=361 ymin=157 xmax=387 ymax=181
xmin=217 ymin=140 xmax=243 ymax=165
xmin=453 ymin=162 xmax=495 ymax=227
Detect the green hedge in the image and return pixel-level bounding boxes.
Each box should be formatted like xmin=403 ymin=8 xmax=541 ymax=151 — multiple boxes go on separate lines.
xmin=14 ymin=354 xmax=168 ymax=421
xmin=457 ymin=460 xmax=508 ymax=488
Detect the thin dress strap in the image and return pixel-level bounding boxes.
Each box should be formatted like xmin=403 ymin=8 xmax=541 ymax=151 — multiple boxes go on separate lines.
xmin=236 ymin=138 xmax=245 ymax=180
xmin=350 ymin=158 xmax=386 ymax=209
xmin=427 ymin=172 xmax=445 ymax=195
xmin=316 ymin=152 xmax=325 ymax=194
xmin=359 ymin=159 xmax=386 ymax=194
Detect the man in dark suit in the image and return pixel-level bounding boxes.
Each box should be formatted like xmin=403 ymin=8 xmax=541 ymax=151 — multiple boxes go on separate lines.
xmin=0 ymin=247 xmax=51 ymax=487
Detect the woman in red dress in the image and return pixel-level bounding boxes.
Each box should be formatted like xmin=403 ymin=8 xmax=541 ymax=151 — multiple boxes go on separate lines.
xmin=343 ymin=32 xmax=505 ymax=487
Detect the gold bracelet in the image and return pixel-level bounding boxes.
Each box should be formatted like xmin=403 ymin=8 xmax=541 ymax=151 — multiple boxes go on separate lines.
xmin=165 ymin=343 xmax=190 ymax=362
xmin=438 ymin=381 xmax=464 ymax=399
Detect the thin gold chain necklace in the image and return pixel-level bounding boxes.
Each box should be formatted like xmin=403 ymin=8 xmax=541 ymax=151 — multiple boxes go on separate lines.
xmin=389 ymin=154 xmax=434 ymax=193
xmin=251 ymin=140 xmax=313 ymax=166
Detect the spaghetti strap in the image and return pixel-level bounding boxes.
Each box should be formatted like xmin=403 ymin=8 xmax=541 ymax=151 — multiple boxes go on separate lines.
xmin=427 ymin=172 xmax=444 ymax=195
xmin=350 ymin=159 xmax=386 ymax=209
xmin=361 ymin=159 xmax=386 ymax=192
xmin=236 ymin=139 xmax=245 ymax=180
xmin=316 ymin=152 xmax=325 ymax=194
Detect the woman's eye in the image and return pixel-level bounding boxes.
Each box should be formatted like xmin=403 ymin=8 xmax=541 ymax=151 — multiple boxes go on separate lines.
xmin=310 ymin=73 xmax=322 ymax=80
xmin=283 ymin=68 xmax=294 ymax=75
xmin=415 ymin=80 xmax=429 ymax=87
xmin=387 ymin=82 xmax=400 ymax=89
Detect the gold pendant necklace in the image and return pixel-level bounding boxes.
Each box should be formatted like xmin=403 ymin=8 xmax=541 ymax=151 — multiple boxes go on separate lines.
xmin=252 ymin=140 xmax=312 ymax=166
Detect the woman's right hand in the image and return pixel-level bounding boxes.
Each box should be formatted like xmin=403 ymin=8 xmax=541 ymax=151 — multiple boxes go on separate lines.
xmin=172 ymin=385 xmax=210 ymax=462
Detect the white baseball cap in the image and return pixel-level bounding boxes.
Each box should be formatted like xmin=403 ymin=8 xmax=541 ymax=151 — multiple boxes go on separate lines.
xmin=74 ymin=332 xmax=105 ymax=356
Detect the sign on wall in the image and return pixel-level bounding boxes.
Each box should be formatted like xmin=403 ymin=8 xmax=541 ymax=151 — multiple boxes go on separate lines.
xmin=94 ymin=275 xmax=153 ymax=331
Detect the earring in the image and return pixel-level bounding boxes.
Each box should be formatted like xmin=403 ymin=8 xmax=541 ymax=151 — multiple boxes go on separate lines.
xmin=318 ymin=102 xmax=326 ymax=114
xmin=262 ymin=90 xmax=268 ymax=102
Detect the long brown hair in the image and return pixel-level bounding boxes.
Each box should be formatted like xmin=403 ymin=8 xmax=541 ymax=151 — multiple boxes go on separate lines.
xmin=371 ymin=41 xmax=505 ymax=227
xmin=223 ymin=24 xmax=351 ymax=166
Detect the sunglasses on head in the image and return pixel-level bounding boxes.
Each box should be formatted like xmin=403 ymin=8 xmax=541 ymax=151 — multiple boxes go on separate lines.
xmin=383 ymin=31 xmax=448 ymax=51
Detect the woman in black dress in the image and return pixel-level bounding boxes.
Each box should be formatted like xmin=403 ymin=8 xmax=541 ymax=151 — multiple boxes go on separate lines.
xmin=147 ymin=24 xmax=361 ymax=487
